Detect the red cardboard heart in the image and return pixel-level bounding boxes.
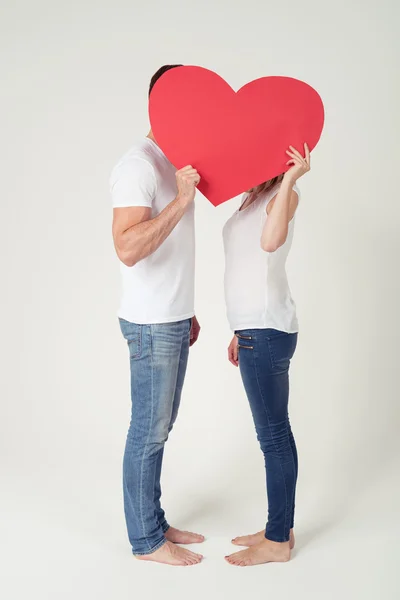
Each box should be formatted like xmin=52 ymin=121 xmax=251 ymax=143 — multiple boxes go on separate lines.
xmin=149 ymin=66 xmax=324 ymax=206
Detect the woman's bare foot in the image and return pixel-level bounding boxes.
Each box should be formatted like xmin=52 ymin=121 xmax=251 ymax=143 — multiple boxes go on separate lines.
xmin=232 ymin=529 xmax=295 ymax=550
xmin=136 ymin=541 xmax=203 ymax=566
xmin=225 ymin=538 xmax=290 ymax=567
xmin=165 ymin=526 xmax=205 ymax=544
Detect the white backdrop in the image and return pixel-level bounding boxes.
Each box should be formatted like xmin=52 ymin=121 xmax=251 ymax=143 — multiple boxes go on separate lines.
xmin=1 ymin=1 xmax=399 ymax=598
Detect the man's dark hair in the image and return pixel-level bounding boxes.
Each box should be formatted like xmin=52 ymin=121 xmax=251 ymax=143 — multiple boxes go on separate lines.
xmin=149 ymin=64 xmax=183 ymax=96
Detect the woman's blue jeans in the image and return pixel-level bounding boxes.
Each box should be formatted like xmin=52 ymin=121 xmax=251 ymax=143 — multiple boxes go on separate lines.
xmin=236 ymin=328 xmax=298 ymax=543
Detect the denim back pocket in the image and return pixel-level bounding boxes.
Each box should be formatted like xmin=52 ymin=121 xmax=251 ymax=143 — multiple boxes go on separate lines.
xmin=266 ymin=331 xmax=297 ymax=372
xmin=127 ymin=332 xmax=141 ymax=359
xmin=119 ymin=319 xmax=142 ymax=359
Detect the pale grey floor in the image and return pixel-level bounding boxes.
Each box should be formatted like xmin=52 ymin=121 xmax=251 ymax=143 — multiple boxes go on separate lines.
xmin=1 ymin=461 xmax=398 ymax=600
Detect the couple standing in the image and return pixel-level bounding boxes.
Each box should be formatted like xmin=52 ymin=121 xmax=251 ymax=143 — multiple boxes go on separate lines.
xmin=110 ymin=65 xmax=311 ymax=567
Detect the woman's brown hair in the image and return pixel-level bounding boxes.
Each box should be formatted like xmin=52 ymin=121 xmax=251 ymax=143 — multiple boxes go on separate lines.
xmin=247 ymin=173 xmax=284 ymax=197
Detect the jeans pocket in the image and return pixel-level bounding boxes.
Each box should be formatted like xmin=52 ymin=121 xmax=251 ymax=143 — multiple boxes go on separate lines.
xmin=119 ymin=319 xmax=142 ymax=359
xmin=266 ymin=331 xmax=297 ymax=371
xmin=127 ymin=333 xmax=141 ymax=359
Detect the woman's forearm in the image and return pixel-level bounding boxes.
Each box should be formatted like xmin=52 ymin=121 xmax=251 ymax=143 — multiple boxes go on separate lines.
xmin=261 ymin=178 xmax=296 ymax=252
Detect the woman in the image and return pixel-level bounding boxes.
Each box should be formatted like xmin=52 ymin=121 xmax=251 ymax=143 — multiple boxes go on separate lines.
xmin=223 ymin=143 xmax=310 ymax=567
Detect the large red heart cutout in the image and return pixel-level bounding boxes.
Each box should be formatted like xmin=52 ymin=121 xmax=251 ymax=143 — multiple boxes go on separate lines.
xmin=149 ymin=66 xmax=324 ymax=207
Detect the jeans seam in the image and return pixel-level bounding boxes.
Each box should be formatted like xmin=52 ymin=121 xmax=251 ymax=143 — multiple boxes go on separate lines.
xmin=266 ymin=338 xmax=275 ymax=369
xmin=138 ymin=327 xmax=154 ymax=553
xmin=133 ymin=535 xmax=167 ymax=556
xmin=162 ymin=522 xmax=170 ymax=534
xmin=252 ymin=345 xmax=290 ymax=542
xmin=128 ymin=326 xmax=142 ymax=359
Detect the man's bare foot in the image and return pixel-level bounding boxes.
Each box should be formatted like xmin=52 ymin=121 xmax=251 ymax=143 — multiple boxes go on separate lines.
xmin=136 ymin=541 xmax=203 ymax=566
xmin=225 ymin=538 xmax=290 ymax=567
xmin=165 ymin=526 xmax=205 ymax=545
xmin=232 ymin=528 xmax=295 ymax=550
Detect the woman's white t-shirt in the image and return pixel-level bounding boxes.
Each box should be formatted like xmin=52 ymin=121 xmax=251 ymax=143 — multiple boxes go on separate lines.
xmin=223 ymin=183 xmax=300 ymax=333
xmin=110 ymin=138 xmax=195 ymax=324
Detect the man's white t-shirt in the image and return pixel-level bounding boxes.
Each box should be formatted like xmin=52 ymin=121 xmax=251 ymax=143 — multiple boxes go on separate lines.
xmin=110 ymin=138 xmax=195 ymax=324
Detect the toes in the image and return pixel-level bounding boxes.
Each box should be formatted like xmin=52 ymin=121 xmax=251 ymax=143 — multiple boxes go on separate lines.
xmin=225 ymin=553 xmax=238 ymax=564
xmin=225 ymin=550 xmax=249 ymax=566
xmin=188 ymin=557 xmax=202 ymax=564
xmin=188 ymin=532 xmax=205 ymax=543
xmin=186 ymin=551 xmax=202 ymax=563
xmin=231 ymin=539 xmax=242 ymax=546
xmin=187 ymin=550 xmax=202 ymax=560
xmin=231 ymin=536 xmax=250 ymax=546
xmin=183 ymin=553 xmax=198 ymax=566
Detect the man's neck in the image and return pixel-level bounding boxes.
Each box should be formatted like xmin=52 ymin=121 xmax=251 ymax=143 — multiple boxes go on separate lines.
xmin=147 ymin=130 xmax=157 ymax=145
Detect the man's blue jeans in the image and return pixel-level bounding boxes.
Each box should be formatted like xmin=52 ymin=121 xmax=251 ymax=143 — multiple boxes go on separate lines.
xmin=119 ymin=317 xmax=191 ymax=555
xmin=236 ymin=328 xmax=298 ymax=543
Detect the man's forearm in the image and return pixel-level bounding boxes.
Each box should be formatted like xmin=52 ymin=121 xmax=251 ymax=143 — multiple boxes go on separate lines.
xmin=119 ymin=195 xmax=190 ymax=266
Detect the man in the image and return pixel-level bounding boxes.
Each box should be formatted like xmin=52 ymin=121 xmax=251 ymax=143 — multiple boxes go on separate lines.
xmin=110 ymin=65 xmax=204 ymax=566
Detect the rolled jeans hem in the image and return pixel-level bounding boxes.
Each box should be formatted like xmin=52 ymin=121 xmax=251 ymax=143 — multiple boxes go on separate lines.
xmin=161 ymin=521 xmax=170 ymax=534
xmin=265 ymin=531 xmax=290 ymax=543
xmin=132 ymin=536 xmax=167 ymax=556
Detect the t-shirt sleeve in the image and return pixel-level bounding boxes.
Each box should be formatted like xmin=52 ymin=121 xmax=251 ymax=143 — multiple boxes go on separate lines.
xmin=110 ymin=157 xmax=157 ymax=208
